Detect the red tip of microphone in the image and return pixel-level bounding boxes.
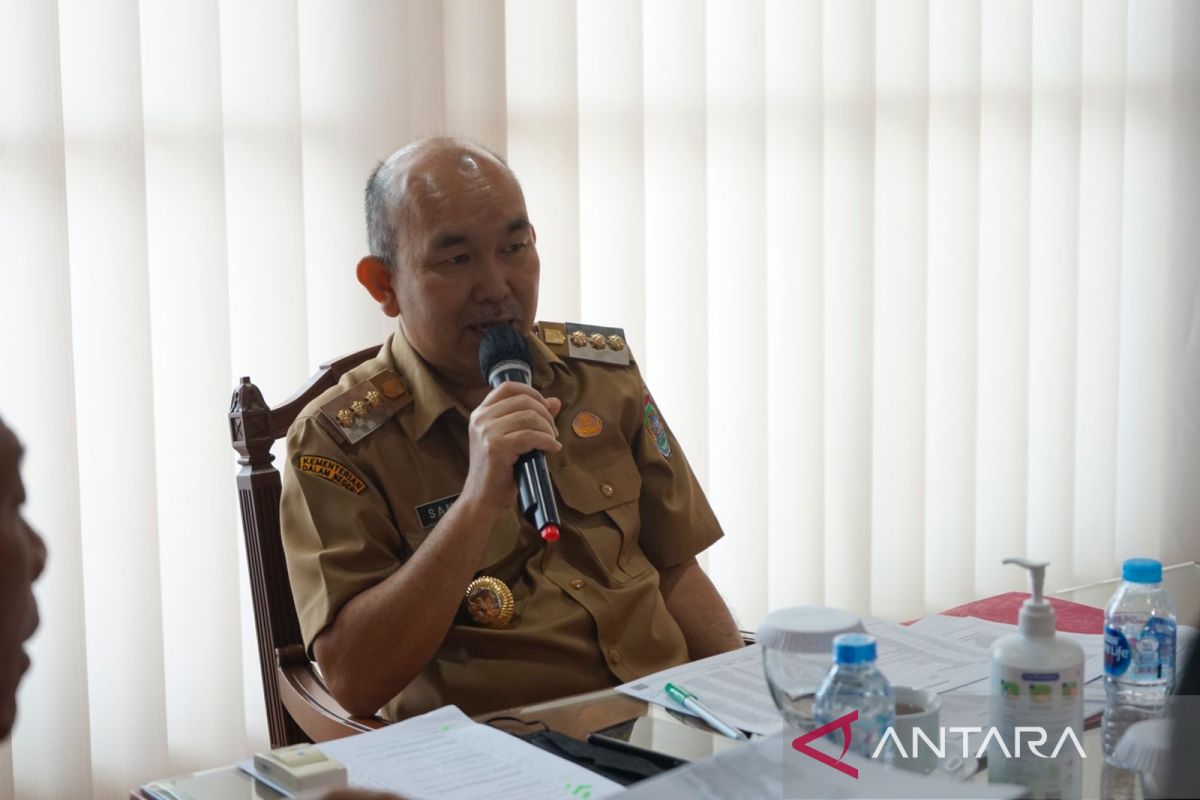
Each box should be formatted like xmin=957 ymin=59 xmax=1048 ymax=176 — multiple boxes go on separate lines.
xmin=540 ymin=524 xmax=560 ymax=542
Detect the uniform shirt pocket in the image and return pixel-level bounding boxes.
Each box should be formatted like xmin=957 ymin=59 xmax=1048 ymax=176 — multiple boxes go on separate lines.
xmin=552 ymin=448 xmax=650 ymax=582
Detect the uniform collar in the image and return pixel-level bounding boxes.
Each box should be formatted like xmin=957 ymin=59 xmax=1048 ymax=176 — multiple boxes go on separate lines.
xmin=388 ymin=327 xmax=565 ymax=441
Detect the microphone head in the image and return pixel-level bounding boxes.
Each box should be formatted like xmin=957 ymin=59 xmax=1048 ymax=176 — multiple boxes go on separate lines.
xmin=478 ymin=324 xmax=532 ymax=382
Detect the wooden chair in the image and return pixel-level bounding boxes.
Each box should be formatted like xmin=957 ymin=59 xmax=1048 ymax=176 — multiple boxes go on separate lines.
xmin=228 ymin=345 xmax=388 ymax=747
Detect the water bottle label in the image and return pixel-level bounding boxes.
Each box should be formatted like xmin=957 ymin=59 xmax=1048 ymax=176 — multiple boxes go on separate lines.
xmin=1131 ymin=617 xmax=1176 ymax=681
xmin=1104 ymin=626 xmax=1132 ymax=677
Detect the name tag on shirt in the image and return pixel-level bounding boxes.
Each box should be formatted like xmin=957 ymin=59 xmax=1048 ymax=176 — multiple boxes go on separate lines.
xmin=415 ymin=493 xmax=460 ymax=529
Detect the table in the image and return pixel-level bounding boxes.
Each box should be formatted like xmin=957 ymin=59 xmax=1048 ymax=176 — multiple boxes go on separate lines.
xmin=135 ymin=561 xmax=1199 ymax=799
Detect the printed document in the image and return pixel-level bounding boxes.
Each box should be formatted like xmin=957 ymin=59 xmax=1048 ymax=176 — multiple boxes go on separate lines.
xmin=239 ymin=706 xmax=621 ymax=800
xmin=908 ymin=615 xmax=1105 ymax=681
xmin=860 ymin=617 xmax=995 ymax=692
xmin=617 ymin=620 xmax=997 ymax=735
xmin=617 ymin=644 xmax=788 ymax=735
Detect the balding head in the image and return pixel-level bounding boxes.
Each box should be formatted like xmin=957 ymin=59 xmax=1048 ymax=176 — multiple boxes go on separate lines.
xmin=356 ymin=137 xmax=539 ymax=390
xmin=365 ymin=137 xmax=521 ymax=271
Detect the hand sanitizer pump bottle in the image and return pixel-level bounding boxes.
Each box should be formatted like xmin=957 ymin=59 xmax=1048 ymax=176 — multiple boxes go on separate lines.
xmin=987 ymin=558 xmax=1085 ymax=800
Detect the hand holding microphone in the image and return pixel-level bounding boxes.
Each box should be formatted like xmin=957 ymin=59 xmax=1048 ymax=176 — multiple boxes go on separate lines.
xmin=467 ymin=326 xmax=563 ymax=542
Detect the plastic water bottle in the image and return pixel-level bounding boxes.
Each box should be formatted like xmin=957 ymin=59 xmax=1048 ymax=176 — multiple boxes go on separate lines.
xmin=813 ymin=633 xmax=895 ymax=760
xmin=1102 ymin=558 xmax=1177 ymax=799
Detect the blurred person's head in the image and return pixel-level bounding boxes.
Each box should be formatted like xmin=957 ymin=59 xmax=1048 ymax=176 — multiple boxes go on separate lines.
xmin=0 ymin=418 xmax=46 ymax=739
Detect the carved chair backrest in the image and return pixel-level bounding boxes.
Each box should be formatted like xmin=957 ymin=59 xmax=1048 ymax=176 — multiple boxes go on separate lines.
xmin=228 ymin=345 xmax=378 ymax=747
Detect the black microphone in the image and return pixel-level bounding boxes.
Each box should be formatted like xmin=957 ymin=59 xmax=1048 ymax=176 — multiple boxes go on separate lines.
xmin=478 ymin=325 xmax=562 ymax=542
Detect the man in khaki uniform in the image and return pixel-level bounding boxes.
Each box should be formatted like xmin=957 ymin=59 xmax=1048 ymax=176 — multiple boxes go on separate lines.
xmin=280 ymin=138 xmax=743 ymax=721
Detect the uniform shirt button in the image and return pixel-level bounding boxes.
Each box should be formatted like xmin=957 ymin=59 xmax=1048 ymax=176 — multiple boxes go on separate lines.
xmin=609 ymin=648 xmax=622 ymax=664
xmin=570 ymin=579 xmax=585 ymax=590
xmin=599 ymin=482 xmax=614 ymax=499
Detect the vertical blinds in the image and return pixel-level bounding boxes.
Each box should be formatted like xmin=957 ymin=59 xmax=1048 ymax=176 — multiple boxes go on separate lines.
xmin=1 ymin=1 xmax=1196 ymax=796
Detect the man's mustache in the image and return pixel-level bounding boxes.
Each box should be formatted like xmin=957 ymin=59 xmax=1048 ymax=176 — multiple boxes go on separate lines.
xmin=463 ymin=304 xmax=523 ymax=327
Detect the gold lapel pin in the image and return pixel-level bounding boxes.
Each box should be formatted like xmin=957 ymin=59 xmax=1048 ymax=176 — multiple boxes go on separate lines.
xmin=464 ymin=576 xmax=515 ymax=629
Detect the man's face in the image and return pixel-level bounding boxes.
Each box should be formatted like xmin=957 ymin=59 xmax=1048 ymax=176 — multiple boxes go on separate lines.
xmin=0 ymin=422 xmax=45 ymax=740
xmin=387 ymin=153 xmax=539 ymax=385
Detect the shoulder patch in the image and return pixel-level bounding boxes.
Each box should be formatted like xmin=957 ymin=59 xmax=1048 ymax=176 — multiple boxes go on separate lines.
xmin=642 ymin=390 xmax=672 ymax=459
xmin=319 ymin=370 xmax=411 ymax=445
xmin=538 ymin=321 xmax=630 ymax=366
xmin=297 ymin=455 xmax=368 ymax=494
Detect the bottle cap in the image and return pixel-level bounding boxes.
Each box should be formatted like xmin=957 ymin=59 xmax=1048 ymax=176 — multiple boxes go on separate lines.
xmin=756 ymin=607 xmax=863 ymax=654
xmin=1122 ymin=558 xmax=1162 ymax=584
xmin=832 ymin=632 xmax=877 ymax=664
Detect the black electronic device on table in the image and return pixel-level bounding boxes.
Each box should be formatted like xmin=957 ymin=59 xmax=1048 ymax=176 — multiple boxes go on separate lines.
xmin=588 ymin=715 xmax=742 ymax=768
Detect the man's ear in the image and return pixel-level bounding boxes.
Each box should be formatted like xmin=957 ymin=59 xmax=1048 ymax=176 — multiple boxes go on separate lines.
xmin=530 ymin=224 xmax=537 ymax=244
xmin=356 ymin=256 xmax=401 ymax=318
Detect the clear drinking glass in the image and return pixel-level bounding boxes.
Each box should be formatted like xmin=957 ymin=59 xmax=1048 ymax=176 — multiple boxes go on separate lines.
xmin=758 ymin=606 xmax=864 ymax=731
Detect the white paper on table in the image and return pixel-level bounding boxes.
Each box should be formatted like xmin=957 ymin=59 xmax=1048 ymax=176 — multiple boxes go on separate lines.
xmin=618 ymin=621 xmax=996 ymax=736
xmin=908 ymin=615 xmax=1106 ymax=682
xmin=240 ymin=706 xmax=622 ymax=800
xmin=617 ymin=644 xmax=788 ymax=736
xmin=860 ymin=617 xmax=996 ymax=693
xmin=618 ymin=732 xmax=1024 ymax=800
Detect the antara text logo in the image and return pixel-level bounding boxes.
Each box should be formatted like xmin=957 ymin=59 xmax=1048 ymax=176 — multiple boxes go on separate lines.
xmin=791 ymin=711 xmax=1087 ymax=780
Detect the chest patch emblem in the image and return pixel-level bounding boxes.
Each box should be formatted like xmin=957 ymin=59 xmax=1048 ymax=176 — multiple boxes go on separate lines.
xmin=642 ymin=393 xmax=672 ymax=459
xmin=415 ymin=493 xmax=460 ymax=530
xmin=298 ymin=455 xmax=367 ymax=495
xmin=571 ymin=411 xmax=603 ymax=439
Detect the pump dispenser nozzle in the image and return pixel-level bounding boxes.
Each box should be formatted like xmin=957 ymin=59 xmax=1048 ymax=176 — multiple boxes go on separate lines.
xmin=1003 ymin=557 xmax=1055 ymax=637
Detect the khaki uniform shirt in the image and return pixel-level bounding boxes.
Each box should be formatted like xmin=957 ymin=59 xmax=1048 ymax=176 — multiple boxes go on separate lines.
xmin=279 ymin=325 xmax=723 ymax=720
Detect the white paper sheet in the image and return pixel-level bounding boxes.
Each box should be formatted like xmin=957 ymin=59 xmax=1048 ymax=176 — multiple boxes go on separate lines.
xmin=908 ymin=615 xmax=1106 ymax=682
xmin=617 ymin=621 xmax=998 ymax=736
xmin=240 ymin=706 xmax=621 ymax=800
xmin=860 ymin=617 xmax=997 ymax=692
xmin=618 ymin=732 xmax=1024 ymax=800
xmin=617 ymin=644 xmax=788 ymax=736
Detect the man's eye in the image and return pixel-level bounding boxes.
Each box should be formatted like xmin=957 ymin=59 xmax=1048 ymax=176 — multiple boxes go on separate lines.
xmin=441 ymin=254 xmax=470 ymax=265
xmin=503 ymin=242 xmax=527 ymax=254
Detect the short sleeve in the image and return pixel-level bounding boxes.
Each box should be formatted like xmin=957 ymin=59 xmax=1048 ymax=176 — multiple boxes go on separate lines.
xmin=279 ymin=415 xmax=404 ymax=651
xmin=631 ymin=378 xmax=724 ymax=570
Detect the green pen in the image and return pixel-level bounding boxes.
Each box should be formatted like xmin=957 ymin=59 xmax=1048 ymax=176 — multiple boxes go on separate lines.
xmin=664 ymin=682 xmax=749 ymax=741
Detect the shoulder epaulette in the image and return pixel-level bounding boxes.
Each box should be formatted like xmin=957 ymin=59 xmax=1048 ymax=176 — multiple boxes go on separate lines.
xmin=534 ymin=321 xmax=631 ymax=367
xmin=318 ymin=369 xmax=411 ymax=444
